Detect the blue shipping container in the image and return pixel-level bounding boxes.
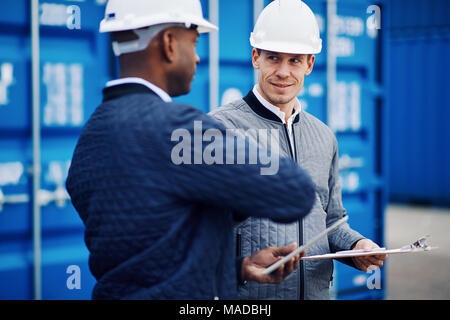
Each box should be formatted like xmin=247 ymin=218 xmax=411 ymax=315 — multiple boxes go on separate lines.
xmin=0 ymin=0 xmax=111 ymax=299
xmin=387 ymin=0 xmax=450 ymax=206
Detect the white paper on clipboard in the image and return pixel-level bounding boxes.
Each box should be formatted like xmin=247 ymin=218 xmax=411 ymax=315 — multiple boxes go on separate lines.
xmin=261 ymin=216 xmax=349 ymax=275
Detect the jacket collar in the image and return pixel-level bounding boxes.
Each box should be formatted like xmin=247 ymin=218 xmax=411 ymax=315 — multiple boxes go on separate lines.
xmin=243 ymin=90 xmax=300 ymax=124
xmin=106 ymin=77 xmax=172 ymax=102
xmin=102 ymin=83 xmax=159 ymax=102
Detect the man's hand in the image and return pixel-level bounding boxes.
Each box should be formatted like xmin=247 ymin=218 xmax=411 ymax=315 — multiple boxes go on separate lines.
xmin=352 ymin=238 xmax=387 ymax=272
xmin=241 ymin=242 xmax=305 ymax=284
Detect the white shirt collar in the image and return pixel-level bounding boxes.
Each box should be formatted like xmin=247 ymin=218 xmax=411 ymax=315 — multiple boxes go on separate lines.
xmin=252 ymin=85 xmax=301 ymax=125
xmin=106 ymin=77 xmax=172 ymax=103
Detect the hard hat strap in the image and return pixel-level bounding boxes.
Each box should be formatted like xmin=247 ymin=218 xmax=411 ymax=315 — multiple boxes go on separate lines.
xmin=112 ymin=23 xmax=188 ymax=56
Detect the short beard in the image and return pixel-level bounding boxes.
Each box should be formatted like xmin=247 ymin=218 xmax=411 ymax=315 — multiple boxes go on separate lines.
xmin=260 ymin=87 xmax=297 ymax=106
xmin=267 ymin=95 xmax=294 ymax=105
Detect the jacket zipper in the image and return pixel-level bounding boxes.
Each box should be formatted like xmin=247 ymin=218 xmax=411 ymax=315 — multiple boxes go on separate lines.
xmin=283 ymin=125 xmax=296 ymax=162
xmin=283 ymin=124 xmax=304 ymax=300
xmin=298 ymin=212 xmax=305 ymax=300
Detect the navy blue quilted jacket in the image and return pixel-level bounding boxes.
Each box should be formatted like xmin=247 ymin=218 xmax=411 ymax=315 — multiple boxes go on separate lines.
xmin=66 ymin=83 xmax=315 ymax=299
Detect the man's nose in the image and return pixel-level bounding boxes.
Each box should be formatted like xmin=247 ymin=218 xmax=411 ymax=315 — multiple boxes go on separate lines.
xmin=195 ymin=53 xmax=200 ymax=65
xmin=275 ymin=61 xmax=290 ymax=78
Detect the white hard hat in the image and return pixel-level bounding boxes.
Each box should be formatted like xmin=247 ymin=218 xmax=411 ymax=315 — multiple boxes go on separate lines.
xmin=250 ymin=0 xmax=322 ymax=54
xmin=100 ymin=0 xmax=217 ymax=56
xmin=100 ymin=0 xmax=218 ymax=34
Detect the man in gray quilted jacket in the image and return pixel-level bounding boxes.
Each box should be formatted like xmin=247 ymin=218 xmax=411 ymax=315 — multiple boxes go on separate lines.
xmin=209 ymin=0 xmax=387 ymax=300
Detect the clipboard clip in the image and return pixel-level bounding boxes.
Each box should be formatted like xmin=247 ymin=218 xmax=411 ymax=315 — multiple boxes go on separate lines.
xmin=402 ymin=235 xmax=431 ymax=251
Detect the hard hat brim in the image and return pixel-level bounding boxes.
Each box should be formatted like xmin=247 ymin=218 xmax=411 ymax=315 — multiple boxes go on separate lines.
xmin=250 ymin=38 xmax=322 ymax=55
xmin=192 ymin=17 xmax=218 ymax=33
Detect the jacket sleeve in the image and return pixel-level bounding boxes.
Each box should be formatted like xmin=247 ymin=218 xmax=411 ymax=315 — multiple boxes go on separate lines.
xmin=148 ymin=103 xmax=316 ymax=223
xmin=326 ymin=137 xmax=365 ymax=263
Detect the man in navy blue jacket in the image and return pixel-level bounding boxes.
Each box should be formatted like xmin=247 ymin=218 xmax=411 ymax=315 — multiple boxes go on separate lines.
xmin=66 ymin=0 xmax=315 ymax=299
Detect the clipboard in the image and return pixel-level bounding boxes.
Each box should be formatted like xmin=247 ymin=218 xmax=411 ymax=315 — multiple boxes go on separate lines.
xmin=300 ymin=236 xmax=437 ymax=260
xmin=261 ymin=215 xmax=349 ymax=275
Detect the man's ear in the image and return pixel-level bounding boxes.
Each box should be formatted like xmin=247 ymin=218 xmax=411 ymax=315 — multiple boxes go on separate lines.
xmin=252 ymin=48 xmax=261 ymax=70
xmin=160 ymin=28 xmax=177 ymax=63
xmin=305 ymin=55 xmax=315 ymax=76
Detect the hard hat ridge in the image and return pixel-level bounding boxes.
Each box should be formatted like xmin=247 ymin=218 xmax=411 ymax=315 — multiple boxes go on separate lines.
xmin=100 ymin=0 xmax=217 ymax=34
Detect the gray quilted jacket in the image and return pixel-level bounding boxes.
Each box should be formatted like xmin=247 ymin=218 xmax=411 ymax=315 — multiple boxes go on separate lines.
xmin=209 ymin=91 xmax=365 ymax=300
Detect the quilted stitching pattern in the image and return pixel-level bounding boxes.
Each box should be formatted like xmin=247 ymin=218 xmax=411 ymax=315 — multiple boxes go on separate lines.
xmin=66 ymin=84 xmax=315 ymax=299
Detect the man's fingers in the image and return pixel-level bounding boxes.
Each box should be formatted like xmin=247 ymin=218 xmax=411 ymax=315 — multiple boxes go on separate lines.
xmin=254 ymin=267 xmax=283 ymax=284
xmin=265 ymin=255 xmax=301 ymax=284
xmin=352 ymin=258 xmax=363 ymax=271
xmin=353 ymin=257 xmax=370 ymax=272
xmin=256 ymin=244 xmax=306 ymax=284
xmin=272 ymin=242 xmax=298 ymax=257
xmin=375 ymin=253 xmax=388 ymax=261
xmin=293 ymin=259 xmax=299 ymax=270
xmin=268 ymin=263 xmax=285 ymax=284
xmin=283 ymin=257 xmax=297 ymax=276
xmin=359 ymin=253 xmax=387 ymax=267
xmin=365 ymin=255 xmax=384 ymax=267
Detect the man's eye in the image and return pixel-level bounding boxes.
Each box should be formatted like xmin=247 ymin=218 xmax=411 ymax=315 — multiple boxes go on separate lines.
xmin=268 ymin=56 xmax=278 ymax=61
